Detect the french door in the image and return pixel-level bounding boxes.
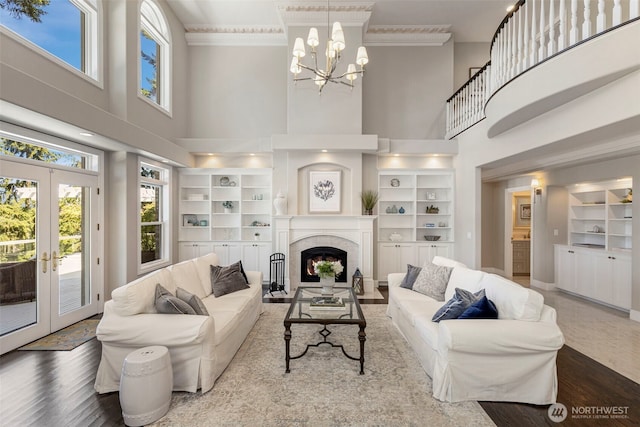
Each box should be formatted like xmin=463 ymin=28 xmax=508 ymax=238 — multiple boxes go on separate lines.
xmin=0 ymin=159 xmax=100 ymax=353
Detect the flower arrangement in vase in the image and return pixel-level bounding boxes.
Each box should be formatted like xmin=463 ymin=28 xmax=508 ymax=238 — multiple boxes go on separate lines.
xmin=313 ymin=260 xmax=344 ymax=295
xmin=222 ymin=201 xmax=234 ymax=213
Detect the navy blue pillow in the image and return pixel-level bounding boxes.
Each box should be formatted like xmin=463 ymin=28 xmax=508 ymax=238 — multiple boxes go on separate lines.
xmin=432 ymin=288 xmax=484 ymax=322
xmin=457 ymin=296 xmax=498 ymax=319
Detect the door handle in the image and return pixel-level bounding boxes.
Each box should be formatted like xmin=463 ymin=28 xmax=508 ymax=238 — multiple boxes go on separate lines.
xmin=52 ymin=251 xmax=65 ymax=271
xmin=41 ymin=251 xmax=50 ymax=273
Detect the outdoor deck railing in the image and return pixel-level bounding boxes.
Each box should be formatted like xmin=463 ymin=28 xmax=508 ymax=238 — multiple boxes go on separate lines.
xmin=445 ymin=0 xmax=639 ymax=139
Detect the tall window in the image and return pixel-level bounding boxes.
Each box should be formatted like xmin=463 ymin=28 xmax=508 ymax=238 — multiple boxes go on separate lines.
xmin=139 ymin=160 xmax=170 ymax=269
xmin=140 ymin=0 xmax=171 ymax=112
xmin=0 ymin=0 xmax=100 ymax=81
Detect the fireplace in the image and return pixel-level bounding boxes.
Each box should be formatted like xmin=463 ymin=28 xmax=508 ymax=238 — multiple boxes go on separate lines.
xmin=300 ymin=246 xmax=347 ymax=283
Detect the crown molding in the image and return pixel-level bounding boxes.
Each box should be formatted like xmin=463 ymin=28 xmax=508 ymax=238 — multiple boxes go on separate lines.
xmin=364 ymin=25 xmax=452 ymax=46
xmin=185 ymin=26 xmax=287 ymax=46
xmin=277 ymin=1 xmax=374 ymax=26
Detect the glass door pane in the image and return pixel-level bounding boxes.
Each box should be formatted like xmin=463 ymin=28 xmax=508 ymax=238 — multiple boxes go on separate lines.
xmin=0 ymin=160 xmax=51 ymax=352
xmin=50 ymin=171 xmax=97 ymax=331
xmin=0 ymin=178 xmax=38 ymax=334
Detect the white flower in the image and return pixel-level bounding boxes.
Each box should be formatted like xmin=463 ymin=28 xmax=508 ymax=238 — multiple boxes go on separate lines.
xmin=313 ymin=260 xmax=344 ymax=279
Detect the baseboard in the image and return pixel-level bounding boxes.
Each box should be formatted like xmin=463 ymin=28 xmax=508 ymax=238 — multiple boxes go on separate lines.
xmin=531 ymin=279 xmax=556 ymax=291
xmin=630 ymin=309 xmax=640 ymax=323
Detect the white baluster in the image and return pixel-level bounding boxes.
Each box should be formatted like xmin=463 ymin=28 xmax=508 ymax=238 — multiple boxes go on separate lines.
xmin=631 ymin=0 xmax=639 ymax=19
xmin=531 ymin=0 xmax=538 ymax=66
xmin=582 ymin=0 xmax=592 ymax=40
xmin=523 ymin=0 xmax=530 ymax=69
xmin=612 ymin=0 xmax=622 ymax=25
xmin=517 ymin=6 xmax=524 ymax=73
xmin=505 ymin=22 xmax=511 ymax=80
xmin=539 ymin=0 xmax=547 ymax=60
xmin=570 ymin=0 xmax=579 ymax=44
xmin=558 ymin=0 xmax=567 ymax=50
xmin=511 ymin=17 xmax=517 ymax=77
xmin=548 ymin=0 xmax=557 ymax=56
xmin=596 ymin=0 xmax=606 ymax=33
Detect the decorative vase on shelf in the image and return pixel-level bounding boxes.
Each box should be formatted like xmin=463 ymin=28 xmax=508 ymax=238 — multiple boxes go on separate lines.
xmin=273 ymin=191 xmax=287 ymax=215
xmin=224 ymin=208 xmax=231 ymax=214
xmin=399 ymin=206 xmax=405 ymax=214
xmin=320 ymin=276 xmax=335 ymax=295
xmin=391 ymin=205 xmax=398 ymax=214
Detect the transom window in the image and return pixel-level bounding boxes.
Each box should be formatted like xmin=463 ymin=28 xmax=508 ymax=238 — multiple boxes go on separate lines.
xmin=0 ymin=0 xmax=100 ymax=82
xmin=139 ymin=160 xmax=170 ymax=270
xmin=140 ymin=0 xmax=171 ymax=112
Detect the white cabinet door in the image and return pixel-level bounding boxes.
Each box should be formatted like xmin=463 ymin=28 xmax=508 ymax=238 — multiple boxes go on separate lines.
xmin=575 ymin=250 xmax=595 ymax=299
xmin=241 ymin=242 xmax=271 ymax=281
xmin=179 ymin=242 xmax=213 ymax=262
xmin=611 ymin=255 xmax=632 ymax=310
xmin=592 ymin=252 xmax=614 ymax=305
xmin=417 ymin=243 xmax=451 ymax=264
xmin=554 ymin=246 xmax=577 ymax=292
xmin=378 ymin=243 xmax=416 ymax=282
xmin=213 ymin=243 xmax=241 ymax=266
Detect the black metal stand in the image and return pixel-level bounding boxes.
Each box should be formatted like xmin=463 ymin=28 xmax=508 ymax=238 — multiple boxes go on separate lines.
xmin=269 ymin=252 xmax=287 ymax=296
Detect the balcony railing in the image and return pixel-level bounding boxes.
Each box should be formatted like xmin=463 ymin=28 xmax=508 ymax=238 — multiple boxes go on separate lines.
xmin=445 ymin=0 xmax=639 ymax=139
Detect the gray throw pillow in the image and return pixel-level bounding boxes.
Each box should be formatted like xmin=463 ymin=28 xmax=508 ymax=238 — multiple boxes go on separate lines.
xmin=411 ymin=262 xmax=453 ymax=301
xmin=432 ymin=288 xmax=486 ymax=322
xmin=399 ymin=264 xmax=422 ymax=289
xmin=210 ymin=263 xmax=250 ymax=297
xmin=155 ymin=284 xmax=196 ymax=315
xmin=176 ymin=287 xmax=209 ymax=316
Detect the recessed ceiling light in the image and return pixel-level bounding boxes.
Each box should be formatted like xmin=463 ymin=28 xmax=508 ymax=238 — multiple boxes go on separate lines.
xmin=393 ymin=154 xmax=399 ymax=157
xmin=506 ymin=4 xmax=515 ymax=12
xmin=321 ymin=149 xmax=328 ymax=153
xmin=79 ymin=132 xmax=93 ymax=137
xmin=433 ymin=154 xmax=439 ymax=157
xmin=250 ymin=153 xmax=256 ymax=156
xmin=207 ymin=153 xmax=214 ymax=156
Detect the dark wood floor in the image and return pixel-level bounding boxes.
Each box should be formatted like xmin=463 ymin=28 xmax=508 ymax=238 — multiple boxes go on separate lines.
xmin=1 ymin=287 xmax=638 ymax=426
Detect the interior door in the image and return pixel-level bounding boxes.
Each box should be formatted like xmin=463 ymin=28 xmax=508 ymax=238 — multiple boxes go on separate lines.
xmin=0 ymin=160 xmax=99 ymax=353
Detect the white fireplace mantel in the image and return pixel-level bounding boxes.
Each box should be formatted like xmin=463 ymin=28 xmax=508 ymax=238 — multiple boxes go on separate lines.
xmin=274 ymin=215 xmax=376 ymax=292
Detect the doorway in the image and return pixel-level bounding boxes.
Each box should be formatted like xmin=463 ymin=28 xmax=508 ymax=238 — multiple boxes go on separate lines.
xmin=0 ymin=159 xmax=100 ymax=353
xmin=504 ymin=186 xmax=533 ymax=283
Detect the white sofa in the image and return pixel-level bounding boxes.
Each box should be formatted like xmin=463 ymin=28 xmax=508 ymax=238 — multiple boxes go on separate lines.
xmin=94 ymin=252 xmax=263 ymax=394
xmin=386 ymin=256 xmax=564 ymax=404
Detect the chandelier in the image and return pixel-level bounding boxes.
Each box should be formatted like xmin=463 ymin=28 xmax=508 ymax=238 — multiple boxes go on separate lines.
xmin=289 ymin=0 xmax=369 ymax=93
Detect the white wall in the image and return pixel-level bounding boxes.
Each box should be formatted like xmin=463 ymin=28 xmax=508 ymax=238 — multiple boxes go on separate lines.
xmin=363 ymin=42 xmax=454 ymax=139
xmin=453 ymin=42 xmax=490 ymax=91
xmin=187 ymin=46 xmax=287 ymax=138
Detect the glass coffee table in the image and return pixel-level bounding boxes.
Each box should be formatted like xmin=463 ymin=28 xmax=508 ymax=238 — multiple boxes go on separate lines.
xmin=284 ymin=287 xmax=366 ymax=375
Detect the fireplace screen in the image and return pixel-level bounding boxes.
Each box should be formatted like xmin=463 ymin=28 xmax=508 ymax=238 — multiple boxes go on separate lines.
xmin=300 ymin=246 xmax=347 ymax=282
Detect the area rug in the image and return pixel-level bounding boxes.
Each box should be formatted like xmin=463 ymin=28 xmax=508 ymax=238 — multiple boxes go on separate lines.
xmin=19 ymin=319 xmax=99 ymax=351
xmin=150 ymin=304 xmax=494 ymax=427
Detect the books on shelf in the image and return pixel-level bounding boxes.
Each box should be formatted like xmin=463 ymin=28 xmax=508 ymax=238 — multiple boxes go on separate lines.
xmin=310 ymin=296 xmax=345 ymax=310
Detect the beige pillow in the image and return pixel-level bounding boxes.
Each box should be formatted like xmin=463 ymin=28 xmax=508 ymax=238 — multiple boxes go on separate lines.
xmin=412 ymin=262 xmax=453 ymax=301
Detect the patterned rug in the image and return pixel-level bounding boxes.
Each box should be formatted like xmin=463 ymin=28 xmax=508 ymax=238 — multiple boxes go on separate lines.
xmin=150 ymin=304 xmax=494 ymax=427
xmin=19 ymin=319 xmax=100 ymax=351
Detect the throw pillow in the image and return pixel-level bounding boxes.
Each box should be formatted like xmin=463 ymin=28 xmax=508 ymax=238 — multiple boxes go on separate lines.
xmin=176 ymin=287 xmax=209 ymax=316
xmin=155 ymin=284 xmax=196 ymax=315
xmin=399 ymin=264 xmax=422 ymax=289
xmin=210 ymin=263 xmax=250 ymax=297
xmin=458 ymin=296 xmax=499 ymax=319
xmin=412 ymin=262 xmax=453 ymax=301
xmin=432 ymin=288 xmax=485 ymax=322
xmin=238 ymin=260 xmax=249 ymax=284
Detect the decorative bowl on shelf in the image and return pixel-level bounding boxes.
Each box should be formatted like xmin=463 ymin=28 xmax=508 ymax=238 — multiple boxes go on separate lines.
xmin=390 ymin=178 xmax=400 ymax=187
xmin=424 ymin=235 xmax=441 ymax=241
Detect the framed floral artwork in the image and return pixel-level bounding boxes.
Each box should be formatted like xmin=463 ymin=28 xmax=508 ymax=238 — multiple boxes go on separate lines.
xmin=309 ymin=170 xmax=341 ymax=213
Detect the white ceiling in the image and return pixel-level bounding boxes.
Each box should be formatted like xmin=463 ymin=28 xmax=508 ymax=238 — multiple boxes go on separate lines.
xmin=165 ymin=0 xmax=513 ymax=43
